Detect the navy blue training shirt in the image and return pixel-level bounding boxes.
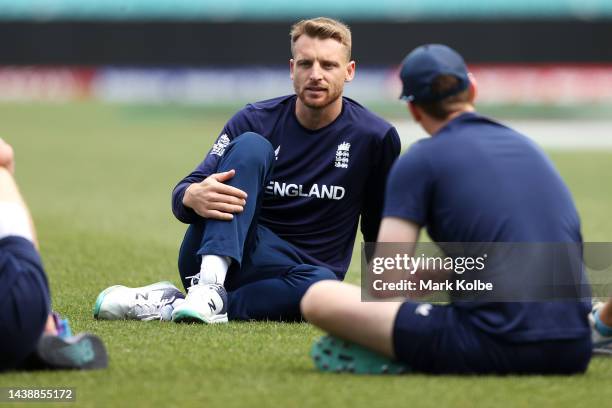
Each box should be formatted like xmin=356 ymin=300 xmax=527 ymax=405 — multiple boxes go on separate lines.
xmin=384 ymin=112 xmax=590 ymax=342
xmin=173 ymin=95 xmax=401 ymax=279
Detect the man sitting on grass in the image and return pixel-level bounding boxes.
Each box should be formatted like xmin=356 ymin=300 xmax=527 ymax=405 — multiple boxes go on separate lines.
xmin=301 ymin=44 xmax=592 ymax=375
xmin=94 ymin=17 xmax=400 ymax=324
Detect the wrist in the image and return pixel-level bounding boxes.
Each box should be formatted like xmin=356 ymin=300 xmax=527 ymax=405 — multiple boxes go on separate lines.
xmin=182 ymin=184 xmax=195 ymax=208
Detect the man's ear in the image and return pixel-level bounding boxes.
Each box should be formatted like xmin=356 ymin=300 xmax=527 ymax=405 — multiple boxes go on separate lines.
xmin=467 ymin=72 xmax=478 ymax=103
xmin=408 ymin=102 xmax=421 ymax=123
xmin=345 ymin=60 xmax=356 ymax=82
xmin=289 ymin=59 xmax=295 ymax=80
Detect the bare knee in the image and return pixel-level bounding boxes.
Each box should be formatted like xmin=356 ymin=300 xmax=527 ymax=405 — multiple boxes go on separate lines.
xmin=301 ymin=280 xmax=341 ymax=324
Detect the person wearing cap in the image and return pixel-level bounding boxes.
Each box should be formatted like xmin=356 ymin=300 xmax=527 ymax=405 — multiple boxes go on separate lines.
xmin=301 ymin=44 xmax=592 ymax=374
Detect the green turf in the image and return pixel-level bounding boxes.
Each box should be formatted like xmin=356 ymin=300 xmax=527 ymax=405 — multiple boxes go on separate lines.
xmin=0 ymin=102 xmax=611 ymax=407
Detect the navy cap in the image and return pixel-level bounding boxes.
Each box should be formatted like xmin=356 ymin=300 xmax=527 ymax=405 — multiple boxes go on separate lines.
xmin=399 ymin=44 xmax=469 ymax=103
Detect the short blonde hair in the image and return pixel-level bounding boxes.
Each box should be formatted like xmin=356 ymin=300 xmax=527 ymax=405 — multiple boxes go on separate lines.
xmin=290 ymin=17 xmax=352 ymax=60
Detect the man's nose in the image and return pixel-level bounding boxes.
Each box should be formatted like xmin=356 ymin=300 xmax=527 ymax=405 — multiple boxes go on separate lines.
xmin=309 ymin=63 xmax=323 ymax=81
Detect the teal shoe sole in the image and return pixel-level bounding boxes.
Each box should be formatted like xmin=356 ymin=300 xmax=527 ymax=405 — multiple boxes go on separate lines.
xmin=311 ymin=335 xmax=410 ymax=374
xmin=172 ymin=308 xmax=228 ymax=324
xmin=36 ymin=333 xmax=108 ymax=370
xmin=172 ymin=308 xmax=206 ymax=323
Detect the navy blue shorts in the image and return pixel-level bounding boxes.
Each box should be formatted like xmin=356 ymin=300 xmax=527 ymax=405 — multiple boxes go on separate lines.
xmin=0 ymin=237 xmax=50 ymax=371
xmin=393 ymin=302 xmax=591 ymax=374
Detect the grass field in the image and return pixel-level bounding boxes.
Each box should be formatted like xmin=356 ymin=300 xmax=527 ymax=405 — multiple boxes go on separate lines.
xmin=0 ymin=102 xmax=611 ymax=407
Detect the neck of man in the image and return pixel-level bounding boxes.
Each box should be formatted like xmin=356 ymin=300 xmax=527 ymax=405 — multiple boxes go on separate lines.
xmin=423 ymin=105 xmax=475 ymax=136
xmin=295 ymin=96 xmax=343 ymax=130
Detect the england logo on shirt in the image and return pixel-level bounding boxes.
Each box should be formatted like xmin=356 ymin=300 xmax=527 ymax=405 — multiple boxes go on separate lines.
xmin=211 ymin=134 xmax=230 ymax=156
xmin=335 ymin=142 xmax=350 ymax=168
xmin=415 ymin=303 xmax=432 ymax=317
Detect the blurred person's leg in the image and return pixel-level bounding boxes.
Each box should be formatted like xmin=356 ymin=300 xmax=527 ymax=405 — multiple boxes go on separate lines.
xmin=301 ymin=281 xmax=410 ymax=374
xmin=301 ymin=280 xmax=401 ymax=357
xmin=0 ymin=166 xmax=36 ymax=244
xmin=302 ymin=281 xmax=591 ymax=375
xmin=0 ymin=141 xmax=107 ymax=370
xmin=0 ymin=165 xmax=50 ymax=371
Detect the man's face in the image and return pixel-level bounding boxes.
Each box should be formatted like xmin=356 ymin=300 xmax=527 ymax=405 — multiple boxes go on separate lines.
xmin=290 ymin=35 xmax=355 ymax=110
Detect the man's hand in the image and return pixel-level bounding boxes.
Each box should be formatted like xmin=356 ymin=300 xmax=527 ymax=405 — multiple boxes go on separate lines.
xmin=44 ymin=314 xmax=58 ymax=336
xmin=0 ymin=138 xmax=15 ymax=175
xmin=182 ymin=169 xmax=248 ymax=221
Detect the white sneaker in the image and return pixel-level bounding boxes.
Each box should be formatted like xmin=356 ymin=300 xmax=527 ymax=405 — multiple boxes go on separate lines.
xmin=171 ymin=284 xmax=228 ymax=324
xmin=93 ymin=281 xmax=185 ymax=321
xmin=589 ymin=302 xmax=612 ymax=355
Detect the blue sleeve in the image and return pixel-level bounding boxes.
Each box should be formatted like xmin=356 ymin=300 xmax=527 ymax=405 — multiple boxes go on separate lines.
xmin=360 ymin=127 xmax=401 ymax=242
xmin=383 ymin=142 xmax=433 ymax=226
xmin=171 ymin=106 xmax=259 ymax=223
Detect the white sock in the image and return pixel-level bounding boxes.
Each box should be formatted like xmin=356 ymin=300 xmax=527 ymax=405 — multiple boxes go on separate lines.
xmin=200 ymin=255 xmax=230 ymax=285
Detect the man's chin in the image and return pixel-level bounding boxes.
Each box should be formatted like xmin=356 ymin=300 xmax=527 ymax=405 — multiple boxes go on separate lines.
xmin=299 ymin=95 xmax=333 ymax=110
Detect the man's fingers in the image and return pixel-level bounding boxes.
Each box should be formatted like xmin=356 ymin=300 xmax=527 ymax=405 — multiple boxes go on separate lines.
xmin=203 ymin=210 xmax=234 ymax=221
xmin=208 ymin=171 xmax=248 ymax=199
xmin=193 ymin=205 xmax=234 ymax=220
xmin=44 ymin=314 xmax=58 ymax=336
xmin=209 ymin=202 xmax=244 ymax=214
xmin=212 ymin=169 xmax=236 ymax=183
xmin=213 ymin=183 xmax=248 ymax=200
xmin=211 ymin=192 xmax=246 ymax=206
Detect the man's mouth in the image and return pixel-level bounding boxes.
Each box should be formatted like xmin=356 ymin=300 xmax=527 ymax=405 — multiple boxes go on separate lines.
xmin=305 ymin=86 xmax=327 ymax=93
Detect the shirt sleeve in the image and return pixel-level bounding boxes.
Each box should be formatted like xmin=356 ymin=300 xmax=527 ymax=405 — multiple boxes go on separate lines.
xmin=171 ymin=106 xmax=258 ymax=224
xmin=360 ymin=127 xmax=401 ymax=243
xmin=382 ymin=141 xmax=433 ymax=226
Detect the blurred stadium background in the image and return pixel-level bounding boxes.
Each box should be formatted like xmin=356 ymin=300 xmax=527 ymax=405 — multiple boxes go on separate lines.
xmin=1 ymin=0 xmax=612 ymax=146
xmin=1 ymin=2 xmax=611 ymax=407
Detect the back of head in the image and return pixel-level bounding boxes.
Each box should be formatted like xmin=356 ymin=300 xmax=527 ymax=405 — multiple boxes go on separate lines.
xmin=290 ymin=17 xmax=352 ymax=60
xmin=399 ymin=44 xmax=472 ymax=121
xmin=417 ymin=75 xmax=472 ymax=120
